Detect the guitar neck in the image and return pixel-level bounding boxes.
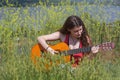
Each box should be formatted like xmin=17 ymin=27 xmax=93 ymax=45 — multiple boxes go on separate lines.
xmin=62 ymin=46 xmax=92 ymax=55
xmin=61 ymin=42 xmax=114 ymax=55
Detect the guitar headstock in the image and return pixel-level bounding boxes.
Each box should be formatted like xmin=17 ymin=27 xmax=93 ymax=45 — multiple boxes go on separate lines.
xmin=98 ymin=42 xmax=115 ymax=51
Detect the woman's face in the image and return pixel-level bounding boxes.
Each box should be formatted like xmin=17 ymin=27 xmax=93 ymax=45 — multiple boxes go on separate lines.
xmin=68 ymin=26 xmax=83 ymax=38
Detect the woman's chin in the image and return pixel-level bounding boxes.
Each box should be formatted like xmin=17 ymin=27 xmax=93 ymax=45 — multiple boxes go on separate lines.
xmin=76 ymin=36 xmax=81 ymax=39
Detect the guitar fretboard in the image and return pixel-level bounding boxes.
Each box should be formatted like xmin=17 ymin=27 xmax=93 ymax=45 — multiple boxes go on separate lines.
xmin=61 ymin=42 xmax=114 ymax=55
xmin=61 ymin=46 xmax=92 ymax=55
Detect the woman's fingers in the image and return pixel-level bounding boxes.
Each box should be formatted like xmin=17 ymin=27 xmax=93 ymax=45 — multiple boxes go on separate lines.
xmin=47 ymin=47 xmax=59 ymax=55
xmin=91 ymin=46 xmax=99 ymax=53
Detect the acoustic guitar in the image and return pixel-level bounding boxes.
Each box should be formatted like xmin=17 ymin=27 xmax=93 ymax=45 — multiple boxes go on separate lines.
xmin=31 ymin=42 xmax=115 ymax=65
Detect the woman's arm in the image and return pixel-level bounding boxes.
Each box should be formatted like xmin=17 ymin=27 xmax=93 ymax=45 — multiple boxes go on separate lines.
xmin=86 ymin=35 xmax=92 ymax=46
xmin=86 ymin=36 xmax=99 ymax=59
xmin=86 ymin=35 xmax=99 ymax=53
xmin=37 ymin=31 xmax=61 ymax=54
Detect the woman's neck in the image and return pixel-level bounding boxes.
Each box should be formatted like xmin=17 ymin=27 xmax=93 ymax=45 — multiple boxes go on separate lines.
xmin=69 ymin=35 xmax=80 ymax=49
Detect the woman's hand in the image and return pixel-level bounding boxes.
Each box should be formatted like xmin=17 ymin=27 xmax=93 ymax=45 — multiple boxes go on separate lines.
xmin=46 ymin=47 xmax=59 ymax=55
xmin=91 ymin=46 xmax=99 ymax=53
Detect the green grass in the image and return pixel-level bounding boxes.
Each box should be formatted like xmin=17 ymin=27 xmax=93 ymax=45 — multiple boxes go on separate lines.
xmin=0 ymin=0 xmax=120 ymax=80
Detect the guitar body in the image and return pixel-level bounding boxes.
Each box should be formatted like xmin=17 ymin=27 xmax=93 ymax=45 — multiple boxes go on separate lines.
xmin=31 ymin=42 xmax=71 ymax=64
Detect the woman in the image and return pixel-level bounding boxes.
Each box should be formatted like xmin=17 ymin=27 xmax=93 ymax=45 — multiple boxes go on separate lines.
xmin=37 ymin=15 xmax=99 ymax=66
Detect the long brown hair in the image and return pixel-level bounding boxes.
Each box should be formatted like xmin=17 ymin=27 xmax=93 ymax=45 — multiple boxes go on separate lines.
xmin=59 ymin=15 xmax=91 ymax=47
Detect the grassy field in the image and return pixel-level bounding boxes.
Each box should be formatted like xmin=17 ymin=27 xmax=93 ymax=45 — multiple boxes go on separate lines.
xmin=0 ymin=0 xmax=120 ymax=80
